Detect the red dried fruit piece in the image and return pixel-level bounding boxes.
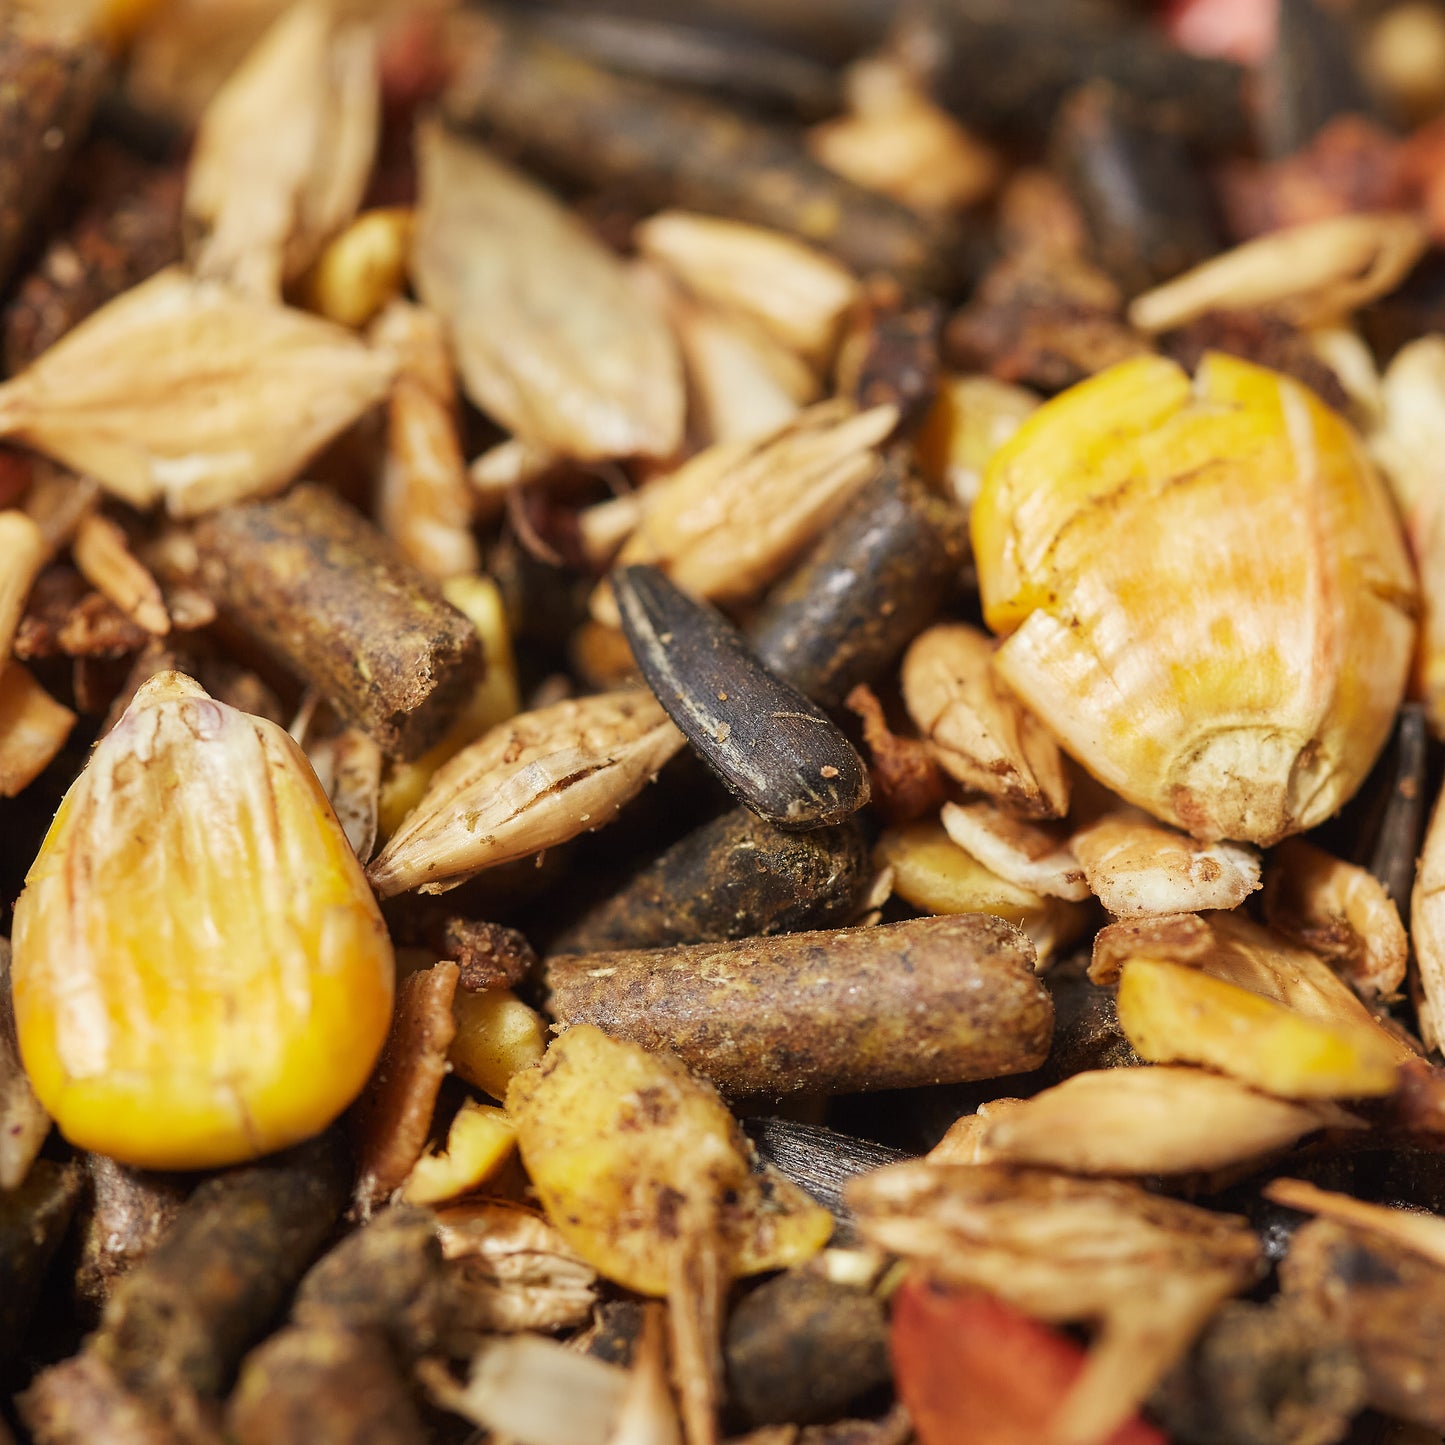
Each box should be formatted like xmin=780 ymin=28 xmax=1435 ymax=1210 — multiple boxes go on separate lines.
xmin=891 ymin=1274 xmax=1166 ymax=1445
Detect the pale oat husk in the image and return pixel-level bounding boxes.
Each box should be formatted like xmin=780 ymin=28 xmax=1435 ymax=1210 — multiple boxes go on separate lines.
xmin=1070 ymin=811 xmax=1262 ymax=917
xmin=940 ymin=800 xmax=1089 ymax=901
xmin=0 ymin=660 xmax=76 ymax=798
xmin=186 ymin=0 xmax=379 ymax=299
xmin=0 ymin=510 xmax=44 ymax=665
xmin=412 ymin=124 xmax=684 ymax=462
xmin=1370 ymin=335 xmax=1445 ymax=739
xmin=589 ymin=400 xmax=898 ymax=625
xmin=70 ymin=512 xmax=170 ymax=636
xmin=1412 ymin=775 xmax=1445 ymax=1050
xmin=434 ymin=1199 xmax=598 ymax=1336
xmin=671 ymin=296 xmax=809 ymax=446
xmin=1263 ymin=838 xmax=1407 ymax=1000
xmin=0 ymin=268 xmax=395 ymax=516
xmin=1128 ymin=213 xmax=1428 ymax=333
xmin=371 ymin=300 xmax=478 ymax=580
xmin=0 ymin=938 xmax=50 ymax=1190
xmin=305 ymin=726 xmax=382 ymax=864
xmin=927 ymin=1097 xmax=1026 ymax=1164
xmin=902 ymin=623 xmax=1069 ymax=818
xmin=976 ymin=1066 xmax=1361 ymax=1176
xmin=635 ymin=211 xmax=860 ymax=369
xmin=367 ymin=690 xmax=686 ymax=897
xmin=848 ymin=1161 xmax=1261 ymax=1445
xmin=807 ymin=58 xmax=1000 ymax=216
xmin=1264 ymin=1178 xmax=1445 ymax=1271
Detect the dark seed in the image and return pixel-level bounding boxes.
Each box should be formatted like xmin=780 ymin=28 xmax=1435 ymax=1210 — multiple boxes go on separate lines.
xmin=748 ymin=458 xmax=969 ymax=710
xmin=613 ymin=564 xmax=869 ymax=829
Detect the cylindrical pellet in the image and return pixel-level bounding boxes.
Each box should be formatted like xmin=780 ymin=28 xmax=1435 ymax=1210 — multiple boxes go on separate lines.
xmin=545 ymin=913 xmax=1052 ymax=1096
xmin=552 ymin=807 xmax=872 ymax=954
xmin=195 ymin=484 xmax=483 ymax=760
xmin=748 ymin=461 xmax=969 ymax=710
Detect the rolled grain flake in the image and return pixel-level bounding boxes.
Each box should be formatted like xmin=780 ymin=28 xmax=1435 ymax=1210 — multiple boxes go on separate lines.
xmin=848 ymin=1161 xmax=1261 ymax=1445
xmin=544 ymin=913 xmax=1051 ymax=1097
xmin=368 ymin=689 xmax=683 ymax=897
xmin=412 ymin=122 xmax=684 ymax=462
xmin=371 ymin=300 xmax=479 ymax=581
xmin=1128 ymin=213 xmax=1428 ymax=334
xmin=0 ymin=16 xmax=107 ymax=292
xmin=195 ymin=484 xmax=483 ymax=761
xmin=441 ymin=12 xmax=971 ymax=294
xmin=941 ymin=799 xmax=1090 ymax=901
xmin=71 ymin=512 xmax=170 ymax=636
xmin=0 ymin=268 xmax=395 ymax=516
xmin=976 ymin=1066 xmax=1359 ymax=1176
xmin=1117 ymin=956 xmax=1402 ymax=1099
xmin=1263 ymin=838 xmax=1407 ymax=1001
xmin=874 ymin=819 xmax=1084 ymax=968
xmin=749 ymin=460 xmax=969 ymax=710
xmin=903 ymin=622 xmax=1069 ymax=819
xmin=554 ymin=806 xmax=872 ymax=954
xmin=611 ymin=565 xmax=867 ymax=829
xmin=1071 ymin=811 xmax=1262 ymax=916
xmin=0 ymin=937 xmax=48 ymax=1189
xmin=0 ymin=659 xmax=75 ymax=797
xmin=636 ymin=210 xmax=860 ymax=369
xmin=592 ymin=399 xmax=897 ymax=624
xmin=185 ymin=1 xmax=378 ymax=300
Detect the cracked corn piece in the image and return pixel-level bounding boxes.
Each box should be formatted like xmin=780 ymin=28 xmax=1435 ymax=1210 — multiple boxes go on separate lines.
xmin=10 ymin=671 xmax=395 ymax=1169
xmin=971 ymin=352 xmax=1417 ymax=845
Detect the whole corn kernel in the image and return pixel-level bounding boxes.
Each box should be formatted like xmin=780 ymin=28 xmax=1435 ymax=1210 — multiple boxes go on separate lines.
xmin=972 ymin=352 xmax=1417 ymax=845
xmin=10 ymin=671 xmax=395 ymax=1169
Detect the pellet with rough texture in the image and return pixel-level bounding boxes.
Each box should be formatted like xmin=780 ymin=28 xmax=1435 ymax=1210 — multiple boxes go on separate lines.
xmin=546 ymin=913 xmax=1051 ymax=1097
xmin=552 ymin=807 xmax=871 ymax=954
xmin=195 ymin=484 xmax=482 ymax=760
xmin=748 ymin=461 xmax=968 ymax=710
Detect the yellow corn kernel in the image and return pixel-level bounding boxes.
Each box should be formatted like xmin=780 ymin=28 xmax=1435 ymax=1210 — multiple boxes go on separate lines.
xmin=10 ymin=671 xmax=395 ymax=1169
xmin=971 ymin=353 xmax=1416 ymax=846
xmin=873 ymin=819 xmax=1082 ymax=966
xmin=1117 ymin=956 xmax=1401 ymax=1100
xmin=450 ymin=987 xmax=547 ymax=1102
xmin=379 ymin=574 xmax=521 ymax=837
xmin=305 ymin=208 xmax=414 ymax=331
xmin=402 ymin=1099 xmax=517 ymax=1205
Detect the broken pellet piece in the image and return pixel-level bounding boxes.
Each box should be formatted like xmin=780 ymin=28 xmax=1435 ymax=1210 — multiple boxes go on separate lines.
xmin=545 ymin=913 xmax=1051 ymax=1097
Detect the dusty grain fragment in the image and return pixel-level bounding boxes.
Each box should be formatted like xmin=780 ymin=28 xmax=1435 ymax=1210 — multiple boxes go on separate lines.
xmin=352 ymin=961 xmax=458 ymax=1214
xmin=545 ymin=914 xmax=1050 ymax=1097
xmin=555 ymin=807 xmax=871 ymax=954
xmin=1090 ymin=912 xmax=1215 ymax=985
xmin=195 ymin=484 xmax=482 ymax=761
xmin=74 ymin=1155 xmax=189 ymax=1309
xmin=848 ymin=1161 xmax=1261 ymax=1445
xmin=977 ymin=1066 xmax=1359 ymax=1176
xmin=1071 ymin=811 xmax=1262 ymax=916
xmin=0 ymin=269 xmax=395 ymax=516
xmin=0 ymin=659 xmax=76 ymax=796
xmin=186 ymin=1 xmax=378 ymax=300
xmin=941 ymin=799 xmax=1089 ymax=901
xmin=750 ymin=461 xmax=969 ymax=710
xmin=1264 ymin=838 xmax=1407 ymax=1000
xmin=845 ymin=684 xmax=946 ymax=825
xmin=368 ymin=689 xmax=683 ymax=897
xmin=412 ymin=122 xmax=684 ymax=462
xmin=613 ymin=565 xmax=867 ymax=830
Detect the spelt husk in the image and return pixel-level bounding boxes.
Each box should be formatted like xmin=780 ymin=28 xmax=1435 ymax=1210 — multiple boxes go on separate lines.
xmin=1129 ymin=213 xmax=1428 ymax=333
xmin=0 ymin=659 xmax=76 ymax=798
xmin=0 ymin=267 xmax=395 ymax=516
xmin=186 ymin=0 xmax=379 ymax=299
xmin=412 ymin=123 xmax=685 ymax=461
xmin=71 ymin=512 xmax=170 ymax=635
xmin=367 ymin=690 xmax=685 ymax=897
xmin=589 ymin=399 xmax=897 ymax=624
